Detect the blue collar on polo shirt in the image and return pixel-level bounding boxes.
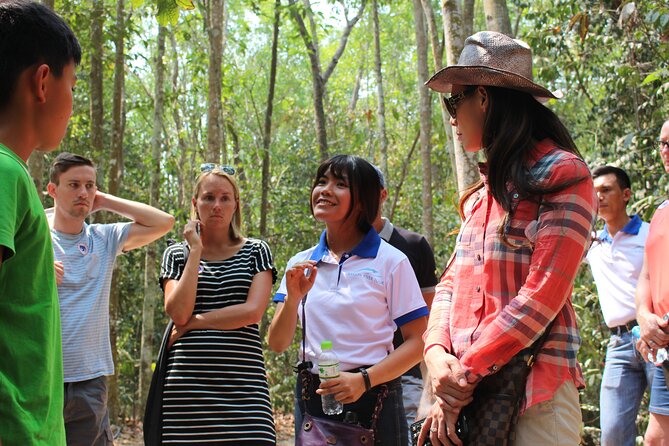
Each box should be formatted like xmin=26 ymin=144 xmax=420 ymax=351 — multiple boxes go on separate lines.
xmin=309 ymin=227 xmax=382 ymax=263
xmin=599 ymin=214 xmax=642 ymax=242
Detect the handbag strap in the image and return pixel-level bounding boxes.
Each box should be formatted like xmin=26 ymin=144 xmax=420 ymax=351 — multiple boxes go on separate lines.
xmin=301 ymin=293 xmax=308 ymax=370
xmin=526 ymin=319 xmax=555 ymax=369
xmin=369 ymin=384 xmax=388 ymax=433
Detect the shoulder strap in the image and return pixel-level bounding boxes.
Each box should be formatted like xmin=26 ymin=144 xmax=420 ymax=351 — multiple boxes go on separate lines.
xmin=527 ymin=319 xmax=555 ymax=368
xmin=181 ymin=241 xmax=190 ymax=264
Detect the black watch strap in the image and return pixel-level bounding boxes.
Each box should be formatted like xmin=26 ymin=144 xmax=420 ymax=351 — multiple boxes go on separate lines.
xmin=359 ymin=368 xmax=372 ymax=392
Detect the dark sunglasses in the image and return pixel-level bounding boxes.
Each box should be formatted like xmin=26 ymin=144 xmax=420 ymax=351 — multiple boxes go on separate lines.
xmin=659 ymin=140 xmax=669 ymax=151
xmin=442 ymin=86 xmax=477 ymax=119
xmin=200 ymin=163 xmax=235 ymax=175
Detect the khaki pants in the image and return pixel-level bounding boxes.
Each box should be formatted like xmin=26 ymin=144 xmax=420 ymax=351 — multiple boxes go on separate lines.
xmin=513 ymin=381 xmax=582 ymax=446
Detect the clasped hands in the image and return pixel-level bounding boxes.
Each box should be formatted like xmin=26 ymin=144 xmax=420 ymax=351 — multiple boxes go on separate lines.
xmin=636 ymin=310 xmax=669 ymax=362
xmin=418 ymin=348 xmax=475 ymax=446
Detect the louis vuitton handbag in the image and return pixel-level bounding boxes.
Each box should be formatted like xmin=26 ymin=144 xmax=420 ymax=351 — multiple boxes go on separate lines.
xmin=411 ymin=321 xmax=554 ymax=446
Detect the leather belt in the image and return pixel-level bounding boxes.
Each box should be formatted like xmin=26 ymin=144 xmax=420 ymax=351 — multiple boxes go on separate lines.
xmin=610 ymin=319 xmax=638 ymax=336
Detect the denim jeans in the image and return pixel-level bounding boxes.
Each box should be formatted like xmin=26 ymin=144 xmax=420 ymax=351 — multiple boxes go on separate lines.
xmin=600 ymin=331 xmax=654 ymax=446
xmin=295 ymin=372 xmax=408 ymax=446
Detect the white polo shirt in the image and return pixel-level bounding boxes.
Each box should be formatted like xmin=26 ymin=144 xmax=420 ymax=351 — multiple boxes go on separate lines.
xmin=586 ymin=215 xmax=649 ymax=328
xmin=274 ymin=228 xmax=428 ymax=374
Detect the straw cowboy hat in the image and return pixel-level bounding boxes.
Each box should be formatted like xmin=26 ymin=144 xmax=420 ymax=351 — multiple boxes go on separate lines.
xmin=426 ymin=31 xmax=560 ymax=100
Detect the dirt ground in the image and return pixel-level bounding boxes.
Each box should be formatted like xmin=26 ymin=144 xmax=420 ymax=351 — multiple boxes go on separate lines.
xmin=114 ymin=413 xmax=295 ymax=445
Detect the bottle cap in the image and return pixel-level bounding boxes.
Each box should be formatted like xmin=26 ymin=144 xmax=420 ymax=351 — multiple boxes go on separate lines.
xmin=321 ymin=340 xmax=332 ymax=350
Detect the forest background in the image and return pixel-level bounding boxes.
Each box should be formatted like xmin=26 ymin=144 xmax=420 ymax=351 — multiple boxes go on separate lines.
xmin=27 ymin=0 xmax=669 ymax=443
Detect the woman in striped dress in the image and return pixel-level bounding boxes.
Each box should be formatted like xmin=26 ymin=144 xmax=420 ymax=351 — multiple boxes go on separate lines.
xmin=158 ymin=165 xmax=276 ymax=444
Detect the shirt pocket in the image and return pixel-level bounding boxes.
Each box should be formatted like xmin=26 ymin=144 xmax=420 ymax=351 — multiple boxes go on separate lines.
xmin=501 ymin=198 xmax=540 ymax=252
xmin=86 ymin=253 xmax=101 ymax=279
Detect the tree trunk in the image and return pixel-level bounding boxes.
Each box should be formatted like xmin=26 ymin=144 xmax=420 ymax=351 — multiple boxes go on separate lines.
xmin=463 ymin=0 xmax=475 ymax=38
xmin=348 ymin=64 xmax=364 ymax=114
xmin=483 ymin=0 xmax=513 ymax=36
xmin=90 ymin=0 xmax=104 ymax=159
xmin=207 ymin=0 xmax=225 ymax=163
xmin=169 ymin=32 xmax=189 ymax=211
xmin=138 ymin=24 xmax=166 ymax=416
xmin=442 ymin=0 xmax=479 ymax=195
xmin=28 ymin=0 xmax=52 ymax=202
xmin=107 ymin=0 xmax=125 ymax=424
xmin=27 ymin=153 xmax=45 ymax=204
xmin=371 ymin=0 xmax=388 ymax=176
xmin=421 ymin=0 xmax=457 ymax=185
xmin=389 ymin=130 xmax=420 ymax=221
xmin=260 ymin=0 xmax=280 ymax=239
xmin=108 ymin=2 xmax=125 ymax=197
xmin=228 ymin=122 xmax=250 ymax=232
xmin=291 ymin=0 xmax=367 ymax=161
xmin=412 ymin=0 xmax=433 ymax=244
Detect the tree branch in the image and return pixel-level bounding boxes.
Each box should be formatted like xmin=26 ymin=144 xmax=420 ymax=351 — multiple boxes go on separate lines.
xmin=290 ymin=2 xmax=323 ymax=82
xmin=323 ymin=0 xmax=367 ymax=84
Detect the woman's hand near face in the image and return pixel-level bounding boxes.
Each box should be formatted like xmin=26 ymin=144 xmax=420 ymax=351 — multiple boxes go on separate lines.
xmin=183 ymin=220 xmax=203 ymax=251
xmin=285 ymin=260 xmax=318 ymax=305
xmin=316 ymin=371 xmax=366 ymax=405
xmin=268 ymin=260 xmax=318 ymax=353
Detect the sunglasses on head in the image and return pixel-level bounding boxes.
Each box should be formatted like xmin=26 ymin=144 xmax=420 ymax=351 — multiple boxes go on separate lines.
xmin=443 ymin=86 xmax=477 ymax=119
xmin=200 ymin=163 xmax=236 ymax=175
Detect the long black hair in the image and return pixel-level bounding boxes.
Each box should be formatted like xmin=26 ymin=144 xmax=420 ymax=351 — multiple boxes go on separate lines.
xmin=459 ymin=86 xmax=587 ymax=243
xmin=310 ymin=155 xmax=381 ymax=233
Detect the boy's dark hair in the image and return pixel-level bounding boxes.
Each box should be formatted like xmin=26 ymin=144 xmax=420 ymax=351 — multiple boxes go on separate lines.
xmin=592 ymin=165 xmax=632 ymax=191
xmin=310 ymin=155 xmax=381 ymax=233
xmin=0 ymin=0 xmax=82 ymax=110
xmin=49 ymin=152 xmax=95 ymax=184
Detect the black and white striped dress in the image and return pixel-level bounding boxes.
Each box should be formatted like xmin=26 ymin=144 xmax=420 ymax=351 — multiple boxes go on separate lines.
xmin=159 ymin=239 xmax=277 ymax=444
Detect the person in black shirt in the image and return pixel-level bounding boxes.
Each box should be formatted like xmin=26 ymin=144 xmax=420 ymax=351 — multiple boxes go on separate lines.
xmin=372 ymin=167 xmax=438 ymax=439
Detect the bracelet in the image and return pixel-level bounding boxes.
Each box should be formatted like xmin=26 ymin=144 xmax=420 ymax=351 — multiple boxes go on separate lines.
xmin=359 ymin=368 xmax=372 ymax=392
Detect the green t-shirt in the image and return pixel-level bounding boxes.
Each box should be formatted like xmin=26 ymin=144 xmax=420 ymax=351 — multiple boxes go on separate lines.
xmin=0 ymin=144 xmax=65 ymax=445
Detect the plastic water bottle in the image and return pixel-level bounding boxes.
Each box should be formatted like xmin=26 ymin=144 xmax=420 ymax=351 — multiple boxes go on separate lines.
xmin=318 ymin=340 xmax=343 ymax=415
xmin=632 ymin=326 xmax=668 ymax=364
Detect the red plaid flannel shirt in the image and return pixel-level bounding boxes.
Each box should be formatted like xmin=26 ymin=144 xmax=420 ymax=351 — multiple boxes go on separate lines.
xmin=424 ymin=140 xmax=597 ymax=409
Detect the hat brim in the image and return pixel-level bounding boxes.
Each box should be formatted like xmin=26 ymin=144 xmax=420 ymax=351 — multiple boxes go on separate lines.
xmin=425 ymin=65 xmax=560 ymax=100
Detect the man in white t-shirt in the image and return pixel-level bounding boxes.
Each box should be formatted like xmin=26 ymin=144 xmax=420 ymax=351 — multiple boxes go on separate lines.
xmin=586 ymin=165 xmax=652 ymax=446
xmin=47 ymin=152 xmax=174 ymax=445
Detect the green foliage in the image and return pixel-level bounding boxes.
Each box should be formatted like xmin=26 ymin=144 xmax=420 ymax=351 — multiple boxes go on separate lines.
xmin=48 ymin=1 xmax=669 ymax=436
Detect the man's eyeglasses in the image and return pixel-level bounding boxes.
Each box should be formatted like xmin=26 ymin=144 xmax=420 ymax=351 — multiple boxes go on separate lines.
xmin=443 ymin=86 xmax=477 ymax=119
xmin=659 ymin=140 xmax=669 ymax=151
xmin=200 ymin=163 xmax=235 ymax=175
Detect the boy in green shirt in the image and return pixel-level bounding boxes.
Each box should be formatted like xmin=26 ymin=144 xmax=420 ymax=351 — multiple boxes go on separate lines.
xmin=0 ymin=1 xmax=81 ymax=444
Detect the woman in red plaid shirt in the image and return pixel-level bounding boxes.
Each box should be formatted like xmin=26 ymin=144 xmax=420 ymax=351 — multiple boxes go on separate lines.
xmin=417 ymin=32 xmax=597 ymax=446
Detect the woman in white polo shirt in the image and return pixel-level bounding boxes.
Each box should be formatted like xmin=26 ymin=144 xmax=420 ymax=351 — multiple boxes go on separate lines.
xmin=268 ymin=154 xmax=428 ymax=445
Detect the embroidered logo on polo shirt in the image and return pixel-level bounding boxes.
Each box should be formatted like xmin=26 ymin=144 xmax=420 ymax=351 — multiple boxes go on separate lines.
xmin=347 ymin=267 xmax=384 ymax=285
xmin=78 ymin=243 xmax=89 ymax=255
